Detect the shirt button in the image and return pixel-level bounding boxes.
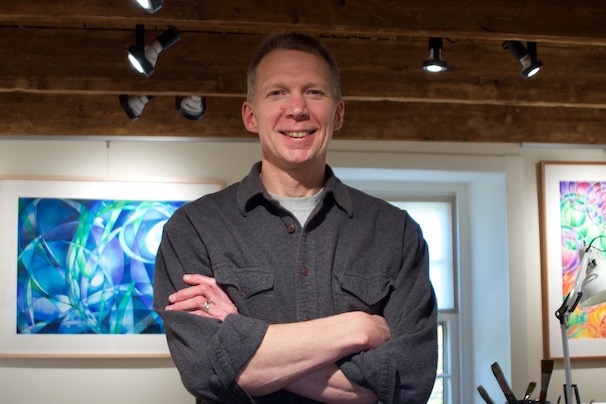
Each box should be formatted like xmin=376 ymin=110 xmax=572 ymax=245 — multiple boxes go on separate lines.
xmin=301 ymin=268 xmax=310 ymax=276
xmin=287 ymin=224 xmax=296 ymax=233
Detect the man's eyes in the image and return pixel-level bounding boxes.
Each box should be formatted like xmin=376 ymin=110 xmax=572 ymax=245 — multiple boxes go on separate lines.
xmin=306 ymin=89 xmax=325 ymax=97
xmin=268 ymin=90 xmax=286 ymax=97
xmin=266 ymin=89 xmax=326 ymax=97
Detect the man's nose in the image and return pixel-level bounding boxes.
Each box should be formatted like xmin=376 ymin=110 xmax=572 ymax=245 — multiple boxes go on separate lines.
xmin=285 ymin=94 xmax=309 ymax=120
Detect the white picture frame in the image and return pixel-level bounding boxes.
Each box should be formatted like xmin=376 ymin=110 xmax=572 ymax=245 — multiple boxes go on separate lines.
xmin=539 ymin=161 xmax=606 ymax=360
xmin=0 ymin=176 xmax=223 ymax=358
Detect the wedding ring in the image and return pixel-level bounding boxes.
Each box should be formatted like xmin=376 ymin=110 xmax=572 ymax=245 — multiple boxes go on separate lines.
xmin=202 ymin=300 xmax=212 ymax=313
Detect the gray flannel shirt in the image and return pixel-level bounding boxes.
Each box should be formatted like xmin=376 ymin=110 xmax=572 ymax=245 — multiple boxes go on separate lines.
xmin=153 ymin=162 xmax=438 ymax=403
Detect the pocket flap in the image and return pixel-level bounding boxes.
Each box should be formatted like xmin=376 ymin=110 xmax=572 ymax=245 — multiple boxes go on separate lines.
xmin=334 ymin=273 xmax=392 ymax=306
xmin=214 ymin=266 xmax=274 ymax=298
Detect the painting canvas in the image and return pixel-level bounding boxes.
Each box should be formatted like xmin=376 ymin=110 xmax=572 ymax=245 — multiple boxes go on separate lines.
xmin=540 ymin=161 xmax=606 ymax=360
xmin=0 ymin=177 xmax=223 ymax=357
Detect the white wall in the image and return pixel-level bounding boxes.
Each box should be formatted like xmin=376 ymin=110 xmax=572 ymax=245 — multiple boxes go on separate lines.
xmin=0 ymin=138 xmax=605 ymax=403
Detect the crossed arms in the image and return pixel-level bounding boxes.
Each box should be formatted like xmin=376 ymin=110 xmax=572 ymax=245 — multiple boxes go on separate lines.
xmin=164 ymin=274 xmax=390 ymax=403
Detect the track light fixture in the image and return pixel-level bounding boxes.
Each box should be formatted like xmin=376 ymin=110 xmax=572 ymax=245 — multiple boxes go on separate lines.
xmin=135 ymin=0 xmax=163 ymax=14
xmin=119 ymin=95 xmax=208 ymax=121
xmin=176 ymin=96 xmax=207 ymax=121
xmin=127 ymin=25 xmax=181 ymax=77
xmin=423 ymin=37 xmax=448 ymax=73
xmin=119 ymin=94 xmax=157 ymax=120
xmin=503 ymin=40 xmax=543 ymax=79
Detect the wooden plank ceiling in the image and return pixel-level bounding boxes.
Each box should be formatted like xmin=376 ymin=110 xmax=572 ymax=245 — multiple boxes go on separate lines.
xmin=1 ymin=0 xmax=605 ymax=144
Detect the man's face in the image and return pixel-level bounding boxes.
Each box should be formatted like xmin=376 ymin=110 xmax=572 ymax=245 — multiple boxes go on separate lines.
xmin=242 ymin=49 xmax=344 ymax=172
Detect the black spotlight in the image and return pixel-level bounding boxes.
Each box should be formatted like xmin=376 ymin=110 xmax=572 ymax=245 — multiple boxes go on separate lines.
xmin=135 ymin=0 xmax=163 ymax=14
xmin=127 ymin=25 xmax=181 ymax=77
xmin=503 ymin=40 xmax=543 ymax=79
xmin=119 ymin=94 xmax=157 ymax=120
xmin=423 ymin=37 xmax=448 ymax=73
xmin=176 ymin=96 xmax=207 ymax=121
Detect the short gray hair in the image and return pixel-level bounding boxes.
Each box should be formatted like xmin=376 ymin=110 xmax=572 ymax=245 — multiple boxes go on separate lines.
xmin=246 ymin=33 xmax=342 ymax=101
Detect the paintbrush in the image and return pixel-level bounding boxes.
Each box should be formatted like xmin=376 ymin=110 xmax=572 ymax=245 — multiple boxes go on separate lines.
xmin=538 ymin=359 xmax=555 ymax=404
xmin=524 ymin=381 xmax=537 ymax=400
xmin=477 ymin=385 xmax=496 ymax=404
xmin=491 ymin=362 xmax=518 ymax=404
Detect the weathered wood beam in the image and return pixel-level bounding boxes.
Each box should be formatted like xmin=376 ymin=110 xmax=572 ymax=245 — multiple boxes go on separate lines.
xmin=1 ymin=93 xmax=604 ymax=144
xmin=0 ymin=0 xmax=604 ymax=46
xmin=1 ymin=28 xmax=605 ymax=109
xmin=1 ymin=1 xmax=605 ymax=143
xmin=0 ymin=93 xmax=251 ymax=139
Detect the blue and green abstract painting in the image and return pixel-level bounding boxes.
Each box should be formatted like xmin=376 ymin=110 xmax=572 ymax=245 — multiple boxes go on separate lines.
xmin=16 ymin=197 xmax=185 ymax=335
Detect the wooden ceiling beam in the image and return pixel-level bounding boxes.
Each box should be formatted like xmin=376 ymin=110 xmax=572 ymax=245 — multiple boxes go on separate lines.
xmin=1 ymin=1 xmax=605 ymax=143
xmin=1 ymin=28 xmax=605 ymax=109
xmin=1 ymin=93 xmax=604 ymax=144
xmin=0 ymin=0 xmax=605 ymax=45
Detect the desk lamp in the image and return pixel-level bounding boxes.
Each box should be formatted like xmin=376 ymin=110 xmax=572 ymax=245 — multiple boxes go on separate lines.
xmin=555 ymin=235 xmax=606 ymax=404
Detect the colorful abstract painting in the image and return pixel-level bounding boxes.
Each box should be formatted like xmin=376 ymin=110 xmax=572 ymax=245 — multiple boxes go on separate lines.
xmin=560 ymin=181 xmax=606 ymax=340
xmin=16 ymin=197 xmax=186 ymax=335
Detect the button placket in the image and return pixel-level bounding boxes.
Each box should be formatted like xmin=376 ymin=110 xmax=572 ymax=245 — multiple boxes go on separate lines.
xmin=294 ymin=233 xmax=317 ymax=321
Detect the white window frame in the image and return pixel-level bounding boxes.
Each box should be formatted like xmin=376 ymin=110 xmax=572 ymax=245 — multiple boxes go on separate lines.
xmin=387 ymin=197 xmax=460 ymax=404
xmin=332 ymin=161 xmax=514 ymax=403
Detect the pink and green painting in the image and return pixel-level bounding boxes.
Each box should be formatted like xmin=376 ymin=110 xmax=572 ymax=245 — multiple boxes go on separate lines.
xmin=560 ymin=181 xmax=606 ymax=340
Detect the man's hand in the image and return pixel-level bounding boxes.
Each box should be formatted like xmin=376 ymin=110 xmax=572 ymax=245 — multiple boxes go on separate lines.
xmin=165 ymin=274 xmax=239 ymax=321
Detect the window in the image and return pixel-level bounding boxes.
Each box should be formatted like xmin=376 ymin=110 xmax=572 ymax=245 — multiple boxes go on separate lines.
xmin=333 ymin=163 xmax=511 ymax=403
xmin=389 ymin=200 xmax=455 ymax=311
xmin=388 ymin=199 xmax=458 ymax=404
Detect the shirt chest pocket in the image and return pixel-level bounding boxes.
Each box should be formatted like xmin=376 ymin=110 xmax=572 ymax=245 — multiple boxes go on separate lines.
xmin=333 ymin=273 xmax=393 ymax=314
xmin=213 ymin=266 xmax=275 ymax=319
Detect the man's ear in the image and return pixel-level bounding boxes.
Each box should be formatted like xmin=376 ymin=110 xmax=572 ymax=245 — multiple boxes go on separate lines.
xmin=241 ymin=101 xmax=258 ymax=133
xmin=333 ymin=100 xmax=345 ymax=132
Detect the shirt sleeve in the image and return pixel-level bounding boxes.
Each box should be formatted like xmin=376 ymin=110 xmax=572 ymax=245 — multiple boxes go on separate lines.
xmin=338 ymin=215 xmax=439 ymax=403
xmin=153 ymin=209 xmax=270 ymax=403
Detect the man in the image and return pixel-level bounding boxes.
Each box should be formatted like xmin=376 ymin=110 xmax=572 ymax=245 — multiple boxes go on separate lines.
xmin=153 ymin=33 xmax=438 ymax=403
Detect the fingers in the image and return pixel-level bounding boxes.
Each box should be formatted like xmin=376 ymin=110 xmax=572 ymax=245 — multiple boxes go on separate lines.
xmin=166 ymin=296 xmax=238 ymax=321
xmin=182 ymin=273 xmax=216 ymax=286
xmin=169 ymin=274 xmax=215 ymax=302
xmin=165 ymin=274 xmax=239 ymax=321
xmin=369 ymin=314 xmax=391 ymax=345
xmin=346 ymin=312 xmax=390 ymax=350
xmin=167 ymin=294 xmax=208 ymax=312
xmin=169 ymin=275 xmax=235 ymax=309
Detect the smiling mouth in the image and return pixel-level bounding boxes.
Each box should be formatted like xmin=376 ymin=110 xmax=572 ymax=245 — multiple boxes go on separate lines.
xmin=282 ymin=131 xmax=313 ymax=138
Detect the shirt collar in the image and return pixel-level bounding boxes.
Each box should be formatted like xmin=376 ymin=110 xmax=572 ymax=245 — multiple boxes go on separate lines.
xmin=236 ymin=161 xmax=353 ymax=218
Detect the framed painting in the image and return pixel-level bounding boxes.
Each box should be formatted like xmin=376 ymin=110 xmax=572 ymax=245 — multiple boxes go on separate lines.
xmin=539 ymin=161 xmax=606 ymax=360
xmin=0 ymin=177 xmax=223 ymax=358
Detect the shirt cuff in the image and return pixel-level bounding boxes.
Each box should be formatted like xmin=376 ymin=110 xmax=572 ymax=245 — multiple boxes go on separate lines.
xmin=207 ymin=314 xmax=269 ymax=400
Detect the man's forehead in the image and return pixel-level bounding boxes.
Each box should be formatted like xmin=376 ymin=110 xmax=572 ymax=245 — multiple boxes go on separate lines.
xmin=261 ymin=48 xmax=326 ymax=64
xmin=257 ymin=50 xmax=330 ymax=78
